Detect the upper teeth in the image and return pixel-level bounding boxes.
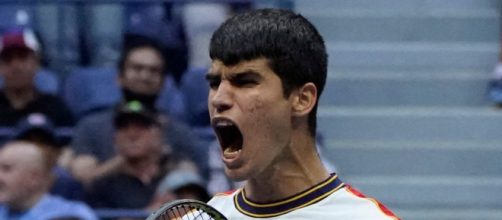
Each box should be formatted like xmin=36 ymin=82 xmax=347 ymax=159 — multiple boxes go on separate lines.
xmin=215 ymin=120 xmax=234 ymax=127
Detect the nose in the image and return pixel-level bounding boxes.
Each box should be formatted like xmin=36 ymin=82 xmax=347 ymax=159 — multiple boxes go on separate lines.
xmin=210 ymin=81 xmax=233 ymax=113
xmin=137 ymin=68 xmax=153 ymax=81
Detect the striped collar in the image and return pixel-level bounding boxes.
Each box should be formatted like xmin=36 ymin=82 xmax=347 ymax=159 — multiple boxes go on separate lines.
xmin=234 ymin=173 xmax=345 ymax=218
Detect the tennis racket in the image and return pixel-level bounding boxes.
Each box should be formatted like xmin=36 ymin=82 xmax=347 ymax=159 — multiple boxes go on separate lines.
xmin=146 ymin=199 xmax=228 ymax=220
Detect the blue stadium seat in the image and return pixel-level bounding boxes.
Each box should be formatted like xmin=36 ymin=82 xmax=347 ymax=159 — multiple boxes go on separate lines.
xmin=63 ymin=67 xmax=120 ymax=118
xmin=0 ymin=5 xmax=34 ymax=30
xmin=179 ymin=67 xmax=210 ymax=127
xmin=124 ymin=3 xmax=184 ymax=49
xmin=0 ymin=68 xmax=60 ymax=94
xmin=156 ymin=75 xmax=187 ymax=120
xmin=178 ymin=67 xmax=215 ymax=148
xmin=35 ymin=69 xmax=60 ymax=94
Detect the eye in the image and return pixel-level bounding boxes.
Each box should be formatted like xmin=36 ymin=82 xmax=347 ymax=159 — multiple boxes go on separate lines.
xmin=128 ymin=64 xmax=142 ymax=72
xmin=207 ymin=78 xmax=221 ymax=89
xmin=232 ymin=78 xmax=258 ymax=87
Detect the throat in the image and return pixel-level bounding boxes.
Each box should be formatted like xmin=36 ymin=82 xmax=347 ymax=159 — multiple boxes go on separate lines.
xmin=123 ymin=158 xmax=161 ymax=184
xmin=244 ymin=142 xmax=330 ymax=203
xmin=244 ymin=168 xmax=329 ymax=203
xmin=5 ymin=88 xmax=36 ymax=109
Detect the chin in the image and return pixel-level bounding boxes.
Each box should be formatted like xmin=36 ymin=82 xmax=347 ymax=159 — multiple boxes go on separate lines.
xmin=224 ymin=167 xmax=251 ymax=182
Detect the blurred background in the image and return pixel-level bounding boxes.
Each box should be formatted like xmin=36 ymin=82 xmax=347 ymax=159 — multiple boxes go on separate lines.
xmin=0 ymin=0 xmax=500 ymax=220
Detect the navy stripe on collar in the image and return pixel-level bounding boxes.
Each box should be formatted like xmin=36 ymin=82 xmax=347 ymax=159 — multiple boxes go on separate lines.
xmin=234 ymin=173 xmax=345 ymax=218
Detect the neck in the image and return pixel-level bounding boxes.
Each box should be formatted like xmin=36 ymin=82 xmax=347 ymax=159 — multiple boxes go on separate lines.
xmin=10 ymin=190 xmax=45 ymax=212
xmin=5 ymin=86 xmax=36 ymax=109
xmin=244 ymin=131 xmax=329 ymax=203
xmin=122 ymin=155 xmax=161 ymax=184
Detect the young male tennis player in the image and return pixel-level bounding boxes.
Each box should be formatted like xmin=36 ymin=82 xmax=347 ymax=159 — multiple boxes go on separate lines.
xmin=206 ymin=8 xmax=400 ymax=219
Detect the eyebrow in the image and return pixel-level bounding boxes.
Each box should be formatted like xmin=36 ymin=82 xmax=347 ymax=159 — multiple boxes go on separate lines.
xmin=205 ymin=73 xmax=220 ymax=81
xmin=229 ymin=70 xmax=261 ymax=80
xmin=205 ymin=70 xmax=261 ymax=81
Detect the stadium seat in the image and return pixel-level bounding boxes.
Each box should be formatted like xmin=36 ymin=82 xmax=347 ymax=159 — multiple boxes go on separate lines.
xmin=62 ymin=67 xmax=120 ymax=118
xmin=179 ymin=67 xmax=210 ymax=127
xmin=178 ymin=67 xmax=215 ymax=151
xmin=0 ymin=5 xmax=34 ymax=30
xmin=156 ymin=74 xmax=187 ymax=121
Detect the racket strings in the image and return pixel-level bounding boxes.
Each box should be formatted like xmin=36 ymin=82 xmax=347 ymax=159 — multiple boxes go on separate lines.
xmin=158 ymin=204 xmax=216 ymax=220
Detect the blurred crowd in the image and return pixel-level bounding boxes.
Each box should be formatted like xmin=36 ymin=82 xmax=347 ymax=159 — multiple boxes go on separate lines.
xmin=488 ymin=11 xmax=502 ymax=107
xmin=0 ymin=1 xmax=337 ymax=220
xmin=0 ymin=2 xmax=260 ymax=220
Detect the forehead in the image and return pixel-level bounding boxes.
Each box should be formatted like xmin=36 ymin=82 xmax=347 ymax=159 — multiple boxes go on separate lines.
xmin=116 ymin=120 xmax=158 ymax=131
xmin=209 ymin=58 xmax=274 ymax=76
xmin=0 ymin=144 xmax=40 ymax=167
xmin=0 ymin=47 xmax=36 ymax=60
xmin=126 ymin=47 xmax=163 ymax=64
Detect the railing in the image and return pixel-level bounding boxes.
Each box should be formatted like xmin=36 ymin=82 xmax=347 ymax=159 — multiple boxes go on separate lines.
xmin=94 ymin=209 xmax=150 ymax=219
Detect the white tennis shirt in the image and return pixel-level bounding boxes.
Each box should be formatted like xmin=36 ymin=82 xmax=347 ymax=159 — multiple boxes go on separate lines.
xmin=208 ymin=174 xmax=399 ymax=220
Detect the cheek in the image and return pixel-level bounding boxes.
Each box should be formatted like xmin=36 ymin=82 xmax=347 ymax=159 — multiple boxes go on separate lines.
xmin=121 ymin=72 xmax=142 ymax=85
xmin=245 ymin=96 xmax=291 ymax=143
xmin=26 ymin=62 xmax=38 ymax=73
xmin=6 ymin=173 xmax=28 ymax=189
xmin=243 ymin=94 xmax=267 ymax=116
xmin=247 ymin=96 xmax=263 ymax=113
xmin=151 ymin=79 xmax=164 ymax=91
xmin=246 ymin=94 xmax=289 ymax=122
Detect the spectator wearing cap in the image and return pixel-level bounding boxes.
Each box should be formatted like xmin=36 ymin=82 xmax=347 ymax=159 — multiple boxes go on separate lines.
xmin=0 ymin=28 xmax=74 ymax=128
xmin=84 ymin=101 xmax=194 ymax=210
xmin=0 ymin=141 xmax=97 ymax=220
xmin=13 ymin=113 xmax=84 ymax=201
xmin=155 ymin=169 xmax=210 ymax=203
xmin=70 ymin=38 xmax=206 ymax=185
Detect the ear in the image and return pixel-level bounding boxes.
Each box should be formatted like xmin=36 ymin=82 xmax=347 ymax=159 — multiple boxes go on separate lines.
xmin=291 ymin=82 xmax=317 ymax=117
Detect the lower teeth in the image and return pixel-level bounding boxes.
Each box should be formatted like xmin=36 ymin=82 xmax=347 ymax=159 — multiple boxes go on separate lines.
xmin=225 ymin=147 xmax=241 ymax=153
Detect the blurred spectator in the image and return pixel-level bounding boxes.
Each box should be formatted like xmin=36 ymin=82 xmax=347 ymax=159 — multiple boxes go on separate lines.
xmin=488 ymin=35 xmax=502 ymax=107
xmin=156 ymin=169 xmax=210 ymax=203
xmin=0 ymin=141 xmax=97 ymax=220
xmin=13 ymin=113 xmax=84 ymax=201
xmin=70 ymin=38 xmax=206 ymax=185
xmin=84 ymin=101 xmax=191 ymax=211
xmin=124 ymin=2 xmax=188 ymax=85
xmin=0 ymin=27 xmax=74 ymax=127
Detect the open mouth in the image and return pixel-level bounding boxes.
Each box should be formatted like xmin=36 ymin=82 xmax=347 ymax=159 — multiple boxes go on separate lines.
xmin=212 ymin=118 xmax=243 ymax=153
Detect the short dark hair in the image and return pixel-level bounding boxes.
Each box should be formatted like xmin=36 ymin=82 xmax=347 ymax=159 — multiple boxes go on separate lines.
xmin=209 ymin=8 xmax=327 ymax=136
xmin=117 ymin=36 xmax=166 ymax=76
